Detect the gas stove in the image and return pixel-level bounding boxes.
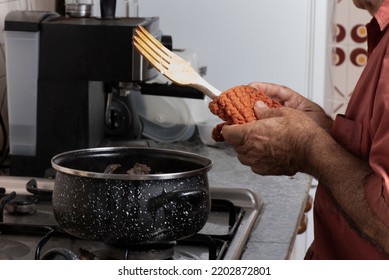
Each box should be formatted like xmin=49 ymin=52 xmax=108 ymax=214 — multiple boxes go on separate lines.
xmin=0 ymin=176 xmax=262 ymax=260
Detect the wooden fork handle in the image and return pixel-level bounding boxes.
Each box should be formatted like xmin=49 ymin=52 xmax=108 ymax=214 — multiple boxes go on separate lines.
xmin=190 ymin=79 xmax=221 ymax=100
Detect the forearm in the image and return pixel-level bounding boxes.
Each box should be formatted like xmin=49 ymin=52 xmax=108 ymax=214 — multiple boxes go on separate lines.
xmin=310 ymin=111 xmax=333 ymax=132
xmin=303 ymin=127 xmax=389 ymax=253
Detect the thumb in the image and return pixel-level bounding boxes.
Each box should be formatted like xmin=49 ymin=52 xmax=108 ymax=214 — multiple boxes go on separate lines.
xmin=254 ymin=100 xmax=269 ymax=119
xmin=255 ymin=100 xmax=268 ymax=109
xmin=221 ymin=124 xmax=246 ymax=146
xmin=254 ymin=101 xmax=284 ymax=120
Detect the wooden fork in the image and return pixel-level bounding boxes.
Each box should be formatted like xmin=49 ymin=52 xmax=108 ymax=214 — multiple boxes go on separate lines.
xmin=133 ymin=25 xmax=221 ymax=100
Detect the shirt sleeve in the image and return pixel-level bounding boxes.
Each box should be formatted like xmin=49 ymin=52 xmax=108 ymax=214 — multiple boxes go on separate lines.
xmin=365 ymin=45 xmax=389 ymax=227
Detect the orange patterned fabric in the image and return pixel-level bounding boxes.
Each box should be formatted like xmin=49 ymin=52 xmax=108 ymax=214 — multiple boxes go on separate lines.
xmin=208 ymin=85 xmax=281 ymax=142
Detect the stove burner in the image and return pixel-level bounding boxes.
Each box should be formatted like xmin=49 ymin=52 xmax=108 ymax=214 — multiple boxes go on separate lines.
xmin=79 ymin=242 xmax=177 ymax=260
xmin=39 ymin=243 xmax=201 ymax=260
xmin=4 ymin=196 xmax=37 ymax=215
xmin=0 ymin=179 xmax=53 ymax=220
xmin=0 ymin=238 xmax=31 ymax=259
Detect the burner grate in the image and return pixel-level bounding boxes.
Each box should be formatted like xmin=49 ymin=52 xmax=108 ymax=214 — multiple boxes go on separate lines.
xmin=176 ymin=200 xmax=245 ymax=260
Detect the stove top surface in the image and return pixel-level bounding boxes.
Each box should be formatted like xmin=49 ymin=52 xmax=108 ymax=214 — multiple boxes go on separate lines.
xmin=0 ymin=176 xmax=263 ymax=260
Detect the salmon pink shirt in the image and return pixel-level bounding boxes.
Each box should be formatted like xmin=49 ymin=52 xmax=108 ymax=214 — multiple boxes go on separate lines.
xmin=307 ymin=0 xmax=389 ymax=259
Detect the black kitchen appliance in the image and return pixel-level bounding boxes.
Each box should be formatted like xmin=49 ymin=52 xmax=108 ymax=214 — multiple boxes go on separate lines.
xmin=4 ymin=10 xmax=203 ymax=177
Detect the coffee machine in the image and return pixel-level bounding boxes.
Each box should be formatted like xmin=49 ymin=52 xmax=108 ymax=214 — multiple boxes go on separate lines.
xmin=4 ymin=9 xmax=203 ymax=177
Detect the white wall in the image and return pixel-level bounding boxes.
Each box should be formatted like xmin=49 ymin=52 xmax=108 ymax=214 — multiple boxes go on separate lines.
xmin=112 ymin=0 xmax=334 ymax=111
xmin=136 ymin=0 xmax=313 ymax=94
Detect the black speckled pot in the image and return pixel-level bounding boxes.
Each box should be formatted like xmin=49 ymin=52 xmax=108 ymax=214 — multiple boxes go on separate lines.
xmin=51 ymin=147 xmax=212 ymax=246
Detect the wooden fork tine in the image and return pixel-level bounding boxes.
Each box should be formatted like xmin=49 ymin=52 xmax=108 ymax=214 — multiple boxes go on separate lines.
xmin=133 ymin=39 xmax=164 ymax=73
xmin=136 ymin=26 xmax=173 ymax=59
xmin=133 ymin=34 xmax=172 ymax=72
xmin=133 ymin=28 xmax=174 ymax=69
xmin=133 ymin=25 xmax=221 ymax=99
xmin=134 ymin=33 xmax=170 ymax=68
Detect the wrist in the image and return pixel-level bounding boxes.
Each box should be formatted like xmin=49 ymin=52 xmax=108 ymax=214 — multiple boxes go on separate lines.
xmin=298 ymin=124 xmax=329 ymax=176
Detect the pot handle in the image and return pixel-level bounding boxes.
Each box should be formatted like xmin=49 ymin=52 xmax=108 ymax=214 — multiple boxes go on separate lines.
xmin=148 ymin=188 xmax=207 ymax=212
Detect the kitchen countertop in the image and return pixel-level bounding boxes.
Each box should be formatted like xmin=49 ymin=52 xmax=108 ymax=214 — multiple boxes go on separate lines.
xmin=147 ymin=137 xmax=313 ymax=260
xmin=1 ymin=136 xmax=312 ymax=259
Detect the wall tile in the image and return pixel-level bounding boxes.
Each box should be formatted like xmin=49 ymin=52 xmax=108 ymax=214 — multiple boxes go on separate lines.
xmin=331 ymin=0 xmax=371 ymax=117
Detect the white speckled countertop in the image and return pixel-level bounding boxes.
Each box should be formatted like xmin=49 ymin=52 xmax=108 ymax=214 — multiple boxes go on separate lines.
xmin=149 ymin=137 xmax=312 ymax=260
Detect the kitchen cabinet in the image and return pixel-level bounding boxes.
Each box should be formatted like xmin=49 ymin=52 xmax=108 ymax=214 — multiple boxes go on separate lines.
xmin=153 ymin=139 xmax=312 ymax=259
xmin=290 ymin=189 xmax=315 ymax=259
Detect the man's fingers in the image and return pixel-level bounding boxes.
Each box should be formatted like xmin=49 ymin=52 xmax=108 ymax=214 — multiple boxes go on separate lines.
xmin=221 ymin=124 xmax=246 ymax=146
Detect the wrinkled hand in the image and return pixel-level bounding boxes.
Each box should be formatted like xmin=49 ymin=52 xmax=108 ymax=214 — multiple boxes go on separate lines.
xmin=249 ymin=82 xmax=333 ymax=131
xmin=222 ymin=104 xmax=321 ymax=176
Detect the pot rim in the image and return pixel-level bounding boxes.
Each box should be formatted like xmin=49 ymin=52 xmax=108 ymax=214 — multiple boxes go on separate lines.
xmin=51 ymin=146 xmax=213 ymax=180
